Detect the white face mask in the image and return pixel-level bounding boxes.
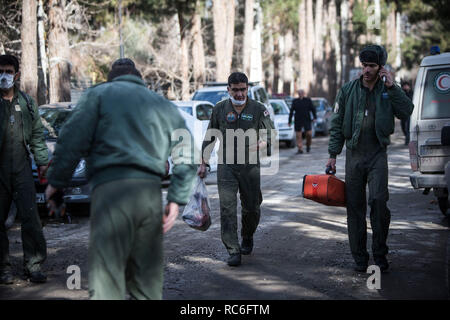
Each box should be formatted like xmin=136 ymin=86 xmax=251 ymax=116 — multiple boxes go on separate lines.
xmin=0 ymin=73 xmax=15 ymax=89
xmin=230 ymin=96 xmax=246 ymax=106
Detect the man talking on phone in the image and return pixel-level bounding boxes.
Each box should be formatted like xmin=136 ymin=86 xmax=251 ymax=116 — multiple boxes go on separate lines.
xmin=326 ymin=45 xmax=414 ymax=273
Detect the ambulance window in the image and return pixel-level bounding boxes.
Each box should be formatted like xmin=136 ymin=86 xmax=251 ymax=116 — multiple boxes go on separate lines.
xmin=421 ymin=67 xmax=450 ymax=119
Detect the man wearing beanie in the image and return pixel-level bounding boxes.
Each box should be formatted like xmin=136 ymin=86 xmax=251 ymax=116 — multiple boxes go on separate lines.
xmin=326 ymin=45 xmax=414 ymax=272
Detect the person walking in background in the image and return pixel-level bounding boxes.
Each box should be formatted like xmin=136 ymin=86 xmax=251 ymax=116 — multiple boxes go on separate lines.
xmin=288 ymin=89 xmax=316 ymax=154
xmin=401 ymin=80 xmax=414 ymax=146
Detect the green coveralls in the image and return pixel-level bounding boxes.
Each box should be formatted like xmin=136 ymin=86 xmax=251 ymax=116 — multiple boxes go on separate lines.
xmin=47 ymin=75 xmax=197 ymax=300
xmin=345 ymin=87 xmax=390 ymax=265
xmin=0 ymin=92 xmax=47 ymax=274
xmin=202 ymin=99 xmax=274 ymax=255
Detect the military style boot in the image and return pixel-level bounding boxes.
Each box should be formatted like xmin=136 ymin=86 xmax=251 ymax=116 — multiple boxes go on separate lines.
xmin=227 ymin=253 xmax=241 ymax=267
xmin=240 ymin=238 xmax=253 ymax=255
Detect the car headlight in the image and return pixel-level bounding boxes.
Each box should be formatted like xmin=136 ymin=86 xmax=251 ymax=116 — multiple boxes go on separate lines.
xmin=73 ymin=159 xmax=86 ymax=177
xmin=316 ymin=118 xmax=324 ymax=124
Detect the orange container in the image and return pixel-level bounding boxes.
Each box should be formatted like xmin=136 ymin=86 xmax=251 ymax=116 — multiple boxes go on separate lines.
xmin=302 ymin=173 xmax=346 ymax=207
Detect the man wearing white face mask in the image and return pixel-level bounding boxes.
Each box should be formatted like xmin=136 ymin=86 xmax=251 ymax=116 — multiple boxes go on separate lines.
xmin=198 ymin=72 xmax=275 ymax=267
xmin=0 ymin=55 xmax=49 ymax=284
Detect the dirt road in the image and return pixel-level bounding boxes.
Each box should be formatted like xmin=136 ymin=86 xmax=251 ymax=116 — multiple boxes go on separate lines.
xmin=1 ymin=121 xmax=449 ymax=300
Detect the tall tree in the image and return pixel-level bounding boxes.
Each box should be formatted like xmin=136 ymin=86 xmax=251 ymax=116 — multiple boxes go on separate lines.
xmin=37 ymin=0 xmax=48 ymax=104
xmin=243 ymin=0 xmax=254 ymax=76
xmin=20 ymin=0 xmax=38 ymax=101
xmin=191 ymin=0 xmax=206 ymax=88
xmin=48 ymin=0 xmax=71 ymax=103
xmin=213 ymin=0 xmax=235 ymax=82
xmin=176 ymin=1 xmax=191 ymax=100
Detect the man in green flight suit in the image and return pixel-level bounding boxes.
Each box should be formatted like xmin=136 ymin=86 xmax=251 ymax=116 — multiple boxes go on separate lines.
xmin=198 ymin=72 xmax=275 ymax=267
xmin=326 ymin=45 xmax=414 ymax=272
xmin=45 ymin=59 xmax=197 ymax=299
xmin=0 ymin=55 xmax=49 ymax=285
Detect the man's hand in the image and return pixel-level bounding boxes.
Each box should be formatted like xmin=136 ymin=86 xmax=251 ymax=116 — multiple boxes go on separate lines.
xmin=198 ymin=162 xmax=208 ymax=179
xmin=326 ymin=158 xmax=336 ymax=173
xmin=163 ymin=202 xmax=179 ymax=234
xmin=39 ymin=165 xmax=49 ymax=177
xmin=45 ymin=184 xmax=58 ymax=201
xmin=379 ymin=67 xmax=394 ymax=88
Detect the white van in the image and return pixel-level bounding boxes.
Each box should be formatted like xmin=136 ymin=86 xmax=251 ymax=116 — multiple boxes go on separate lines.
xmin=408 ymin=52 xmax=450 ymax=216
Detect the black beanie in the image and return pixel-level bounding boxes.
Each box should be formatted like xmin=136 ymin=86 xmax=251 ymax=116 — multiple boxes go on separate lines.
xmin=359 ymin=45 xmax=387 ymax=66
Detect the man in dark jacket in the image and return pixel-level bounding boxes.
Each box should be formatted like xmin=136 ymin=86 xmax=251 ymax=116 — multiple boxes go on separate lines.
xmin=0 ymin=54 xmax=49 ymax=284
xmin=45 ymin=59 xmax=197 ymax=299
xmin=326 ymin=45 xmax=414 ymax=273
xmin=400 ymin=80 xmax=413 ymax=145
xmin=288 ymin=89 xmax=316 ymax=153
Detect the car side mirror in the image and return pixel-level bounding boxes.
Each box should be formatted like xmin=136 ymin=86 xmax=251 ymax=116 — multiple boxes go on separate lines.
xmin=441 ymin=125 xmax=450 ymax=146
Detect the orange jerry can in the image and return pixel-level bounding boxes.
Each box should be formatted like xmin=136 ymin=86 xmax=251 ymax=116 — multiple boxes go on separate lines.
xmin=302 ymin=168 xmax=346 ymax=207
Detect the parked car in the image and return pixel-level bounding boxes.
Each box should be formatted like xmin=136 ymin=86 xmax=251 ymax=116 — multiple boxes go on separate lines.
xmin=166 ymin=106 xmax=219 ymax=179
xmin=34 ymin=102 xmax=90 ymax=214
xmin=311 ymin=97 xmax=333 ymax=136
xmin=270 ymin=99 xmax=295 ymax=148
xmin=271 ymin=93 xmax=294 ymax=108
xmin=408 ymin=51 xmax=450 ymax=217
xmin=171 ymin=100 xmax=214 ymax=121
xmin=191 ymin=82 xmax=276 ymax=124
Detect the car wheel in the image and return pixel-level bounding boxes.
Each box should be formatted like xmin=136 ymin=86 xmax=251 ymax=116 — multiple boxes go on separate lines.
xmin=437 ymin=197 xmax=450 ymax=217
xmin=5 ymin=203 xmax=17 ymax=230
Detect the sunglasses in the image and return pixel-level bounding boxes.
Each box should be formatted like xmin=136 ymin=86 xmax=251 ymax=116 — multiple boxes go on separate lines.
xmin=230 ymin=87 xmax=248 ymax=92
xmin=0 ymin=69 xmax=15 ymax=75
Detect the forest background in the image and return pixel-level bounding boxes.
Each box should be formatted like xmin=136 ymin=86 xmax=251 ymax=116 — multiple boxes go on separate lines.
xmin=0 ymin=0 xmax=448 ymax=105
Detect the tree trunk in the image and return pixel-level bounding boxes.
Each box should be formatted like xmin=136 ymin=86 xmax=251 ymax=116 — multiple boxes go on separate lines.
xmin=306 ymin=0 xmax=314 ymax=94
xmin=48 ymin=0 xmax=71 ymax=103
xmin=250 ymin=2 xmax=263 ymax=84
xmin=272 ymin=33 xmax=280 ymax=93
xmin=20 ymin=0 xmax=38 ymax=102
xmin=282 ymin=29 xmax=294 ymax=95
xmin=37 ymin=0 xmax=48 ymax=105
xmin=314 ymin=0 xmax=323 ymax=62
xmin=340 ymin=0 xmax=350 ymax=84
xmin=191 ymin=1 xmax=206 ymax=89
xmin=243 ymin=0 xmax=254 ymax=77
xmin=329 ymin=0 xmax=341 ymax=89
xmin=213 ymin=0 xmax=235 ymax=82
xmin=177 ymin=9 xmax=190 ymax=100
xmin=298 ymin=0 xmax=307 ymax=92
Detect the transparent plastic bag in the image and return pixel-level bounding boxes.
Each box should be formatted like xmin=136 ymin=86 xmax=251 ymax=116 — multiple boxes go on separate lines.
xmin=182 ymin=177 xmax=211 ymax=231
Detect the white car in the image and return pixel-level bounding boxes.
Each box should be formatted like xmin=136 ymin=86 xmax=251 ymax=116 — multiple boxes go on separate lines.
xmin=167 ymin=107 xmax=219 ymax=176
xmin=270 ymin=99 xmax=295 ymax=148
xmin=171 ymin=100 xmax=214 ymax=121
xmin=191 ymin=82 xmax=276 ymax=124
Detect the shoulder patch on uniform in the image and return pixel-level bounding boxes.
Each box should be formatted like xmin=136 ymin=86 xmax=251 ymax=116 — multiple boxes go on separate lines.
xmin=263 ymin=110 xmax=270 ymax=117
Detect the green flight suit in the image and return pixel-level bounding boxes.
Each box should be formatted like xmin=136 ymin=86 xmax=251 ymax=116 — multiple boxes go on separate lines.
xmin=202 ymin=98 xmax=275 ymax=255
xmin=47 ymin=75 xmax=197 ymax=300
xmin=0 ymin=90 xmax=48 ymax=275
xmin=345 ymin=87 xmax=389 ymax=265
xmin=328 ymin=78 xmax=413 ymax=266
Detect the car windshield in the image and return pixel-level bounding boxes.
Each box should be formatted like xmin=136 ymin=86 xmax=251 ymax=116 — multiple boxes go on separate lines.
xmin=192 ymin=91 xmax=230 ymax=105
xmin=421 ymin=67 xmax=450 ymax=119
xmin=271 ymin=102 xmax=289 ymax=115
xmin=39 ymin=108 xmax=72 ymax=140
xmin=312 ymin=100 xmax=325 ymax=112
xmin=178 ymin=106 xmax=193 ymax=115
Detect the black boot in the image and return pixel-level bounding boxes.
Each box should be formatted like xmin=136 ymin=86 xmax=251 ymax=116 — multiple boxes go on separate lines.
xmin=240 ymin=238 xmax=253 ymax=255
xmin=374 ymin=256 xmax=389 ymax=272
xmin=227 ymin=253 xmax=241 ymax=267
xmin=0 ymin=270 xmax=14 ymax=285
xmin=25 ymin=270 xmax=47 ymax=283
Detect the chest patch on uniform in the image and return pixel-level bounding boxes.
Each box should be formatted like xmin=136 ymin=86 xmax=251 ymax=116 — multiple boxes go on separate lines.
xmin=382 ymin=92 xmax=389 ymax=100
xmin=15 ymin=104 xmax=21 ymax=112
xmin=226 ymin=111 xmax=237 ymax=123
xmin=241 ymin=113 xmax=253 ymax=121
